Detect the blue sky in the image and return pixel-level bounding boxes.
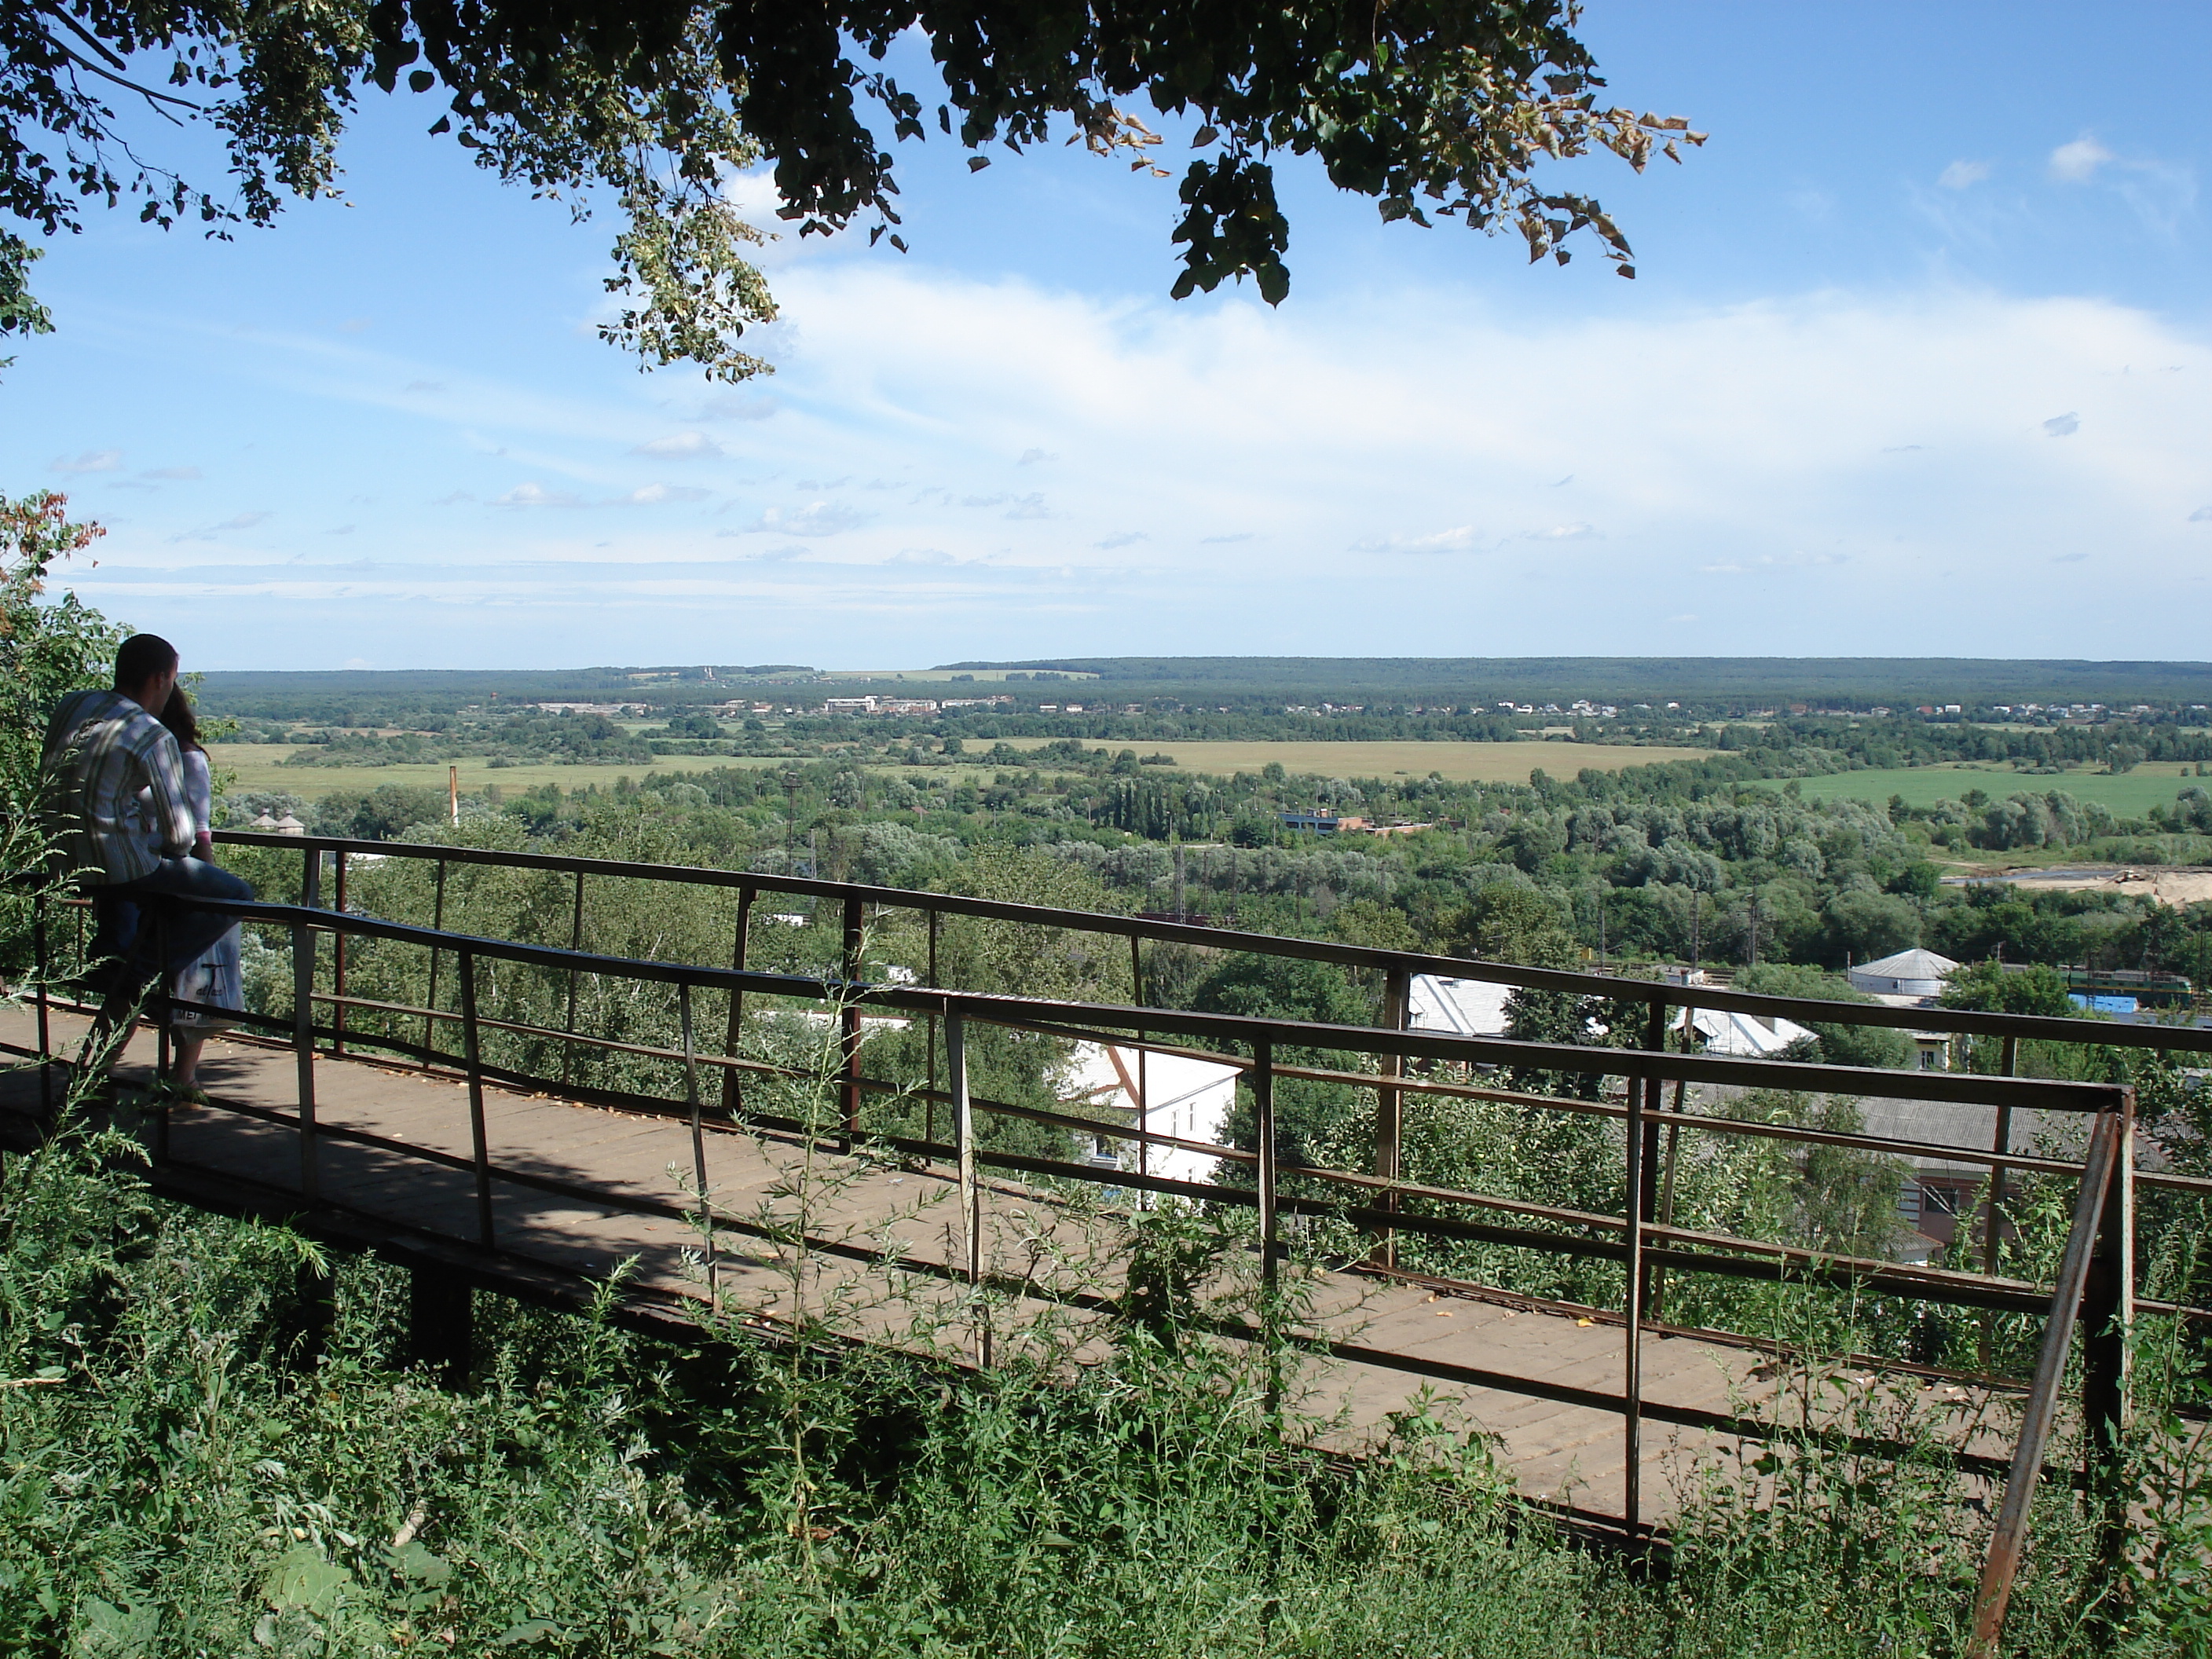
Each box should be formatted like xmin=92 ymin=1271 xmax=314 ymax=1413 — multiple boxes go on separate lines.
xmin=4 ymin=2 xmax=2209 ymax=671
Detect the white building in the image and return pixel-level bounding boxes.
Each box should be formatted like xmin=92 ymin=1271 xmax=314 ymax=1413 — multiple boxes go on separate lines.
xmin=1407 ymin=974 xmax=1513 ymax=1038
xmin=1060 ymin=1042 xmax=1242 ymax=1188
xmin=1847 ymin=948 xmax=1959 ymax=1000
xmin=1686 ymin=1006 xmax=1815 ymax=1058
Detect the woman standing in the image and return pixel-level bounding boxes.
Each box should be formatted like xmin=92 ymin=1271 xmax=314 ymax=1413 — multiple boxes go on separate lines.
xmin=147 ymin=686 xmax=243 ymax=1100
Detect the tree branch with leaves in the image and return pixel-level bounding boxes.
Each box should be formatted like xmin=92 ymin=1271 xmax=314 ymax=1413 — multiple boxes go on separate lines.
xmin=1 ymin=0 xmax=1694 ymax=379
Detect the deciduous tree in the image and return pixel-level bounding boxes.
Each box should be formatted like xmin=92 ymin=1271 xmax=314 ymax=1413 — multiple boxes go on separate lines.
xmin=2 ymin=1 xmax=1696 ymax=378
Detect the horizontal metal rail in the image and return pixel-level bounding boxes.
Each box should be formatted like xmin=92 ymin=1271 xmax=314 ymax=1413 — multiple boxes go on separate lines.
xmin=209 ymin=830 xmax=2212 ymax=1057
xmin=19 ymin=838 xmax=2171 ymax=1621
xmin=181 ymin=892 xmax=2133 ymax=1114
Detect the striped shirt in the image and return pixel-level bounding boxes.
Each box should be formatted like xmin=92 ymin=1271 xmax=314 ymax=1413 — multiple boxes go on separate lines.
xmin=40 ymin=688 xmax=196 ymax=885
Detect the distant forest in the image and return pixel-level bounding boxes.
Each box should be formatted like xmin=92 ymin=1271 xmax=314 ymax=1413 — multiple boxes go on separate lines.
xmin=196 ymin=656 xmax=2212 ymax=717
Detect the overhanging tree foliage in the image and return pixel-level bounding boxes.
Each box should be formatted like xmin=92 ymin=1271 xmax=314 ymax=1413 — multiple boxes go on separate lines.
xmin=2 ymin=0 xmax=1696 ymax=378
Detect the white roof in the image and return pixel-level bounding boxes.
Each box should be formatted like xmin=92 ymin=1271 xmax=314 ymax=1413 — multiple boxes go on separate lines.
xmin=1690 ymin=1006 xmax=1815 ymax=1058
xmin=1408 ymin=975 xmax=1513 ymax=1039
xmin=1852 ymin=948 xmax=1958 ymax=980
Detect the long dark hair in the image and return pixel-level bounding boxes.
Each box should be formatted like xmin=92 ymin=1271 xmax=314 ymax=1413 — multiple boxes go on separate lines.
xmin=158 ymin=685 xmax=203 ymax=754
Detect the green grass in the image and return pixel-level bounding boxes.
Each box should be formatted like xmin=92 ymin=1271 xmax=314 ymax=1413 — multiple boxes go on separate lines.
xmin=209 ymin=744 xmax=793 ymax=800
xmin=0 ymin=1107 xmax=2185 ymax=1657
xmin=1766 ymin=761 xmax=2208 ymax=817
xmin=985 ymin=737 xmax=1715 ymax=783
xmin=209 ymin=738 xmax=1714 ymax=801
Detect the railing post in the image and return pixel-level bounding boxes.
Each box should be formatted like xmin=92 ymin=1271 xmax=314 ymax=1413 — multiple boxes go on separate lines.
xmin=456 ymin=950 xmax=494 ymax=1248
xmin=680 ymin=981 xmax=717 ymax=1304
xmin=291 ymin=855 xmax=321 ymax=1206
xmin=1623 ymin=1049 xmax=1649 ymax=1542
xmin=1371 ymin=963 xmax=1409 ymax=1269
xmin=949 ymin=1006 xmax=987 ymax=1367
xmin=1980 ymin=1035 xmax=2019 ymax=1367
xmin=1254 ymin=1038 xmax=1280 ymax=1420
xmin=1254 ymin=1040 xmax=1277 ymax=1295
xmin=152 ymin=908 xmax=172 ymax=1163
xmin=720 ymin=884 xmax=753 ymax=1118
xmin=1136 ymin=1043 xmax=1149 ymax=1188
xmin=561 ymin=869 xmax=585 ymax=1089
xmin=1131 ymin=932 xmax=1148 ymax=1188
xmin=33 ymin=893 xmax=52 ymax=1117
xmin=1968 ymin=1104 xmax=2128 ymax=1657
xmin=2083 ymin=1090 xmax=2135 ymax=1570
xmin=331 ymin=849 xmax=348 ymax=1057
xmin=840 ymin=894 xmax=863 ymax=1144
xmin=1639 ymin=998 xmax=1670 ymax=1323
xmin=925 ymin=907 xmax=941 ymax=1152
xmin=422 ymin=857 xmax=448 ymax=1068
xmin=1985 ymin=1035 xmax=2019 ymax=1270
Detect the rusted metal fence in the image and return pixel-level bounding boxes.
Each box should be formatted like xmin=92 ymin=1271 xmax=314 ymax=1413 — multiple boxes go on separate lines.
xmin=16 ymin=829 xmax=2207 ymax=1647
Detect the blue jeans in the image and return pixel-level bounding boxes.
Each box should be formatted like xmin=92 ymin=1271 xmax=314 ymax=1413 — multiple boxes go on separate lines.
xmin=91 ymin=857 xmax=256 ymax=990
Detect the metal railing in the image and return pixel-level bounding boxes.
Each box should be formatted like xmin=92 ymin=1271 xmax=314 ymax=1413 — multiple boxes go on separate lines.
xmin=11 ymin=830 xmax=2192 ymax=1649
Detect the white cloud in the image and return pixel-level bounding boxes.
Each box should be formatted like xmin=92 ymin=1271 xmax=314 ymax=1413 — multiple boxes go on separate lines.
xmin=51 ymin=449 xmax=122 ymax=473
xmin=621 ymin=483 xmax=712 ymax=505
xmin=141 ymin=465 xmax=201 ymax=481
xmin=1352 ymin=526 xmax=1481 ymax=554
xmin=495 ymin=482 xmax=584 ymax=507
xmin=1004 ymin=493 xmax=1052 ymax=519
xmin=2192 ymin=506 xmax=2212 ymax=522
xmin=64 ymin=261 xmax=2212 ymax=662
xmin=740 ymin=501 xmax=870 ymax=536
xmin=632 ymin=431 xmax=724 ymax=459
xmin=2050 ymin=134 xmax=2115 ymax=182
xmin=1528 ymin=522 xmax=1598 ymax=540
xmin=1202 ymin=532 xmax=1254 ymax=544
xmin=2043 ymin=412 xmax=2079 ymax=437
xmin=692 ymin=393 xmax=778 ymax=421
xmin=1938 ymin=159 xmax=1991 ymax=190
xmin=1017 ymin=448 xmax=1057 ymax=466
xmin=167 ymin=510 xmax=270 ymax=543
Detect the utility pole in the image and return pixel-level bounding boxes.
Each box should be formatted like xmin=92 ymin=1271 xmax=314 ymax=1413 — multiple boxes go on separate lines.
xmin=1746 ymin=888 xmax=1761 ymax=968
xmin=782 ymin=771 xmax=800 ymax=869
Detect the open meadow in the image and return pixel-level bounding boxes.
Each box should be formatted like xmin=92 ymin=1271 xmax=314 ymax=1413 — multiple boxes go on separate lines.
xmin=208 ymin=738 xmax=1714 ymax=800
xmin=1772 ymin=760 xmax=2207 ymax=817
xmin=987 ymin=737 xmax=1713 ymax=782
xmin=207 ymin=745 xmax=789 ymax=800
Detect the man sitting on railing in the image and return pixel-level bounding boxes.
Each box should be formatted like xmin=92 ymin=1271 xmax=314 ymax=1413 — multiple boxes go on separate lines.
xmin=39 ymin=632 xmax=255 ymax=1070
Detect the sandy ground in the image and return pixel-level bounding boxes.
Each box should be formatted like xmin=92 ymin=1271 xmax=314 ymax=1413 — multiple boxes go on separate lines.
xmin=1987 ymin=866 xmax=2212 ymax=906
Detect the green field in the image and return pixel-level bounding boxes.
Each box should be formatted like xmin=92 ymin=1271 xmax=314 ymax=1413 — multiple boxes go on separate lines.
xmin=989 ymin=737 xmax=1713 ymax=782
xmin=210 ymin=738 xmax=1713 ymax=800
xmin=207 ymin=745 xmax=789 ymax=800
xmin=1774 ymin=761 xmax=2207 ymax=816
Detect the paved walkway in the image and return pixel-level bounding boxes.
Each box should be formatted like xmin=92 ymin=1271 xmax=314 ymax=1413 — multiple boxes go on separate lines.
xmin=0 ymin=1006 xmax=2016 ymax=1529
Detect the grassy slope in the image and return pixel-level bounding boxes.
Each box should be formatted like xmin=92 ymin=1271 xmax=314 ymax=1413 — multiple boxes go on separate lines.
xmin=1771 ymin=761 xmax=2207 ymax=816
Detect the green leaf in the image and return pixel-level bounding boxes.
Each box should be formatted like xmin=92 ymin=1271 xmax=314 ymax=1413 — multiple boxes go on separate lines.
xmin=392 ymin=1540 xmax=451 ymax=1585
xmin=496 ymin=1620 xmax=566 ymax=1646
xmin=262 ymin=1545 xmax=352 ymax=1614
